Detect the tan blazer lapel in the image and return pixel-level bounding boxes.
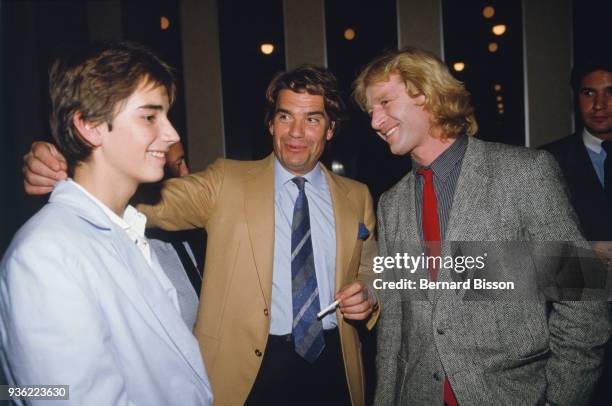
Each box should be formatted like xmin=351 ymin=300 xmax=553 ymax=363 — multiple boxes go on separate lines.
xmin=244 ymin=154 xmax=276 ymax=307
xmin=323 ymin=166 xmax=359 ymax=291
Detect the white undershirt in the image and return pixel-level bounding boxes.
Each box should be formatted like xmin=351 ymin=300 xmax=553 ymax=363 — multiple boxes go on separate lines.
xmin=69 ymin=179 xmax=181 ymax=313
xmin=583 ymin=128 xmax=603 ymax=153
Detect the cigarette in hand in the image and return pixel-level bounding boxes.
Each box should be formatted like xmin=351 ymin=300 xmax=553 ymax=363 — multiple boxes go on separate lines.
xmin=317 ymin=299 xmax=341 ymax=319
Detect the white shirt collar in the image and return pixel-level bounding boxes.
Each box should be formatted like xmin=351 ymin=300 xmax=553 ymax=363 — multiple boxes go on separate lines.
xmin=69 ymin=179 xmax=147 ymax=239
xmin=274 ymin=158 xmax=325 ymax=191
xmin=582 ymin=128 xmax=604 ymax=154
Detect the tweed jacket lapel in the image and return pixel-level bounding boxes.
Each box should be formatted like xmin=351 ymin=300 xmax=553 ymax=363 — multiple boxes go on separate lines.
xmin=445 ymin=136 xmax=489 ymax=242
xmin=437 ymin=137 xmax=490 ymax=301
xmin=244 ymin=154 xmax=276 ymax=307
xmin=389 ymin=172 xmax=429 ymax=301
xmin=396 ymin=173 xmax=421 ymax=251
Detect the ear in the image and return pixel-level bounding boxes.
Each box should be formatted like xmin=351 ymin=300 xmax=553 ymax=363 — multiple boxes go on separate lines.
xmin=414 ymin=94 xmax=426 ymax=106
xmin=268 ymin=120 xmax=274 ymax=136
xmin=325 ymin=121 xmax=335 ymax=141
xmin=73 ymin=112 xmax=103 ymax=147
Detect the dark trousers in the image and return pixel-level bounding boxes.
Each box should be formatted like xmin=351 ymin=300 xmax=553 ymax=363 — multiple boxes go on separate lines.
xmin=245 ymin=328 xmax=352 ymax=406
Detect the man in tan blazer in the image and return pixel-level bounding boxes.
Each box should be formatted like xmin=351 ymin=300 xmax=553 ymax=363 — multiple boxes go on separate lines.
xmin=23 ymin=66 xmax=378 ymax=406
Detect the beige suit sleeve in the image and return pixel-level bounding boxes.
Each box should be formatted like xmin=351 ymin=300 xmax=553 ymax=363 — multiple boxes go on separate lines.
xmin=138 ymin=159 xmax=226 ymax=231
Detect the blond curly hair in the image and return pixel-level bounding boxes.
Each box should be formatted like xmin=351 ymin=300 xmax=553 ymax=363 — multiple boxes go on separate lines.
xmin=353 ymin=47 xmax=478 ymax=138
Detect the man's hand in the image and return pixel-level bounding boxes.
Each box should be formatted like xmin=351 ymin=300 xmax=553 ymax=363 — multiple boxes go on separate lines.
xmin=23 ymin=141 xmax=68 ymax=195
xmin=335 ymin=281 xmax=377 ymax=321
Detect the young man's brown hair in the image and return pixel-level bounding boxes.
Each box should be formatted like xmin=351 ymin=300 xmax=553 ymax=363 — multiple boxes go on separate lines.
xmin=49 ymin=40 xmax=176 ymax=171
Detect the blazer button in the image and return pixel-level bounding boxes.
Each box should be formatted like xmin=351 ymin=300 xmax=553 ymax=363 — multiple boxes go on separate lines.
xmin=255 ymin=349 xmax=262 ymax=357
xmin=436 ymin=328 xmax=445 ymax=335
xmin=264 ymin=308 xmax=269 ymax=316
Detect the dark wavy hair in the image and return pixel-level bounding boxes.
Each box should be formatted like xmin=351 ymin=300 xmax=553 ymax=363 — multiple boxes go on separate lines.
xmin=570 ymin=56 xmax=612 ymax=94
xmin=264 ymin=65 xmax=346 ymax=134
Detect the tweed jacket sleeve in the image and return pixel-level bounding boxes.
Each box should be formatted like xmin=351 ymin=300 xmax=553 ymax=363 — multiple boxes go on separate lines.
xmin=522 ymin=152 xmax=611 ymax=406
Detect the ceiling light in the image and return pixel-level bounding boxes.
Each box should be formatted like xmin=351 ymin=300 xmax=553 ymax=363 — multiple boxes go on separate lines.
xmin=160 ymin=16 xmax=170 ymax=30
xmin=492 ymin=24 xmax=507 ymax=36
xmin=260 ymin=43 xmax=274 ymax=55
xmin=344 ymin=28 xmax=356 ymax=40
xmin=482 ymin=6 xmax=495 ymax=18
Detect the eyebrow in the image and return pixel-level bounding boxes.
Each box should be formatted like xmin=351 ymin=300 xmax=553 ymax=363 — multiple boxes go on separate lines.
xmin=275 ymin=108 xmax=326 ymax=116
xmin=138 ymin=104 xmax=164 ymax=110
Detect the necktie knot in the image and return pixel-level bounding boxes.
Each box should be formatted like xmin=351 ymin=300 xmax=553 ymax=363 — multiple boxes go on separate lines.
xmin=602 ymin=140 xmax=612 ymax=154
xmin=416 ymin=168 xmax=434 ymax=181
xmin=292 ymin=176 xmax=307 ymax=191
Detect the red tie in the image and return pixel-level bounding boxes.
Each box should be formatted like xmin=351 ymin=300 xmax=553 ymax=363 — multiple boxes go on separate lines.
xmin=416 ymin=168 xmax=459 ymax=406
xmin=416 ymin=168 xmax=441 ymax=281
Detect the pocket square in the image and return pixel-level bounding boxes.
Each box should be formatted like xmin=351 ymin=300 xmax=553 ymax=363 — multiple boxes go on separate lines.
xmin=357 ymin=223 xmax=370 ymax=240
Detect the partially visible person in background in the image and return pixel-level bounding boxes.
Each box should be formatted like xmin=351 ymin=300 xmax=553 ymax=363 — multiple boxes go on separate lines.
xmin=542 ymin=56 xmax=612 ymax=241
xmin=146 ymin=141 xmax=205 ymax=329
xmin=145 ymin=141 xmax=204 ymax=330
xmin=541 ymin=56 xmax=612 ymax=405
xmin=1 ymin=40 xmax=212 ymax=405
xmin=166 ymin=140 xmax=190 ymax=178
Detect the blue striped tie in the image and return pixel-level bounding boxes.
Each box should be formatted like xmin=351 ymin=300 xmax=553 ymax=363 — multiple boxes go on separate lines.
xmin=291 ymin=177 xmax=325 ymax=363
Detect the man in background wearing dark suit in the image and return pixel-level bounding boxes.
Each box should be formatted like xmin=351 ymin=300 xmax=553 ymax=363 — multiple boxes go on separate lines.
xmin=542 ymin=56 xmax=611 ymax=405
xmin=542 ymin=57 xmax=612 ymax=242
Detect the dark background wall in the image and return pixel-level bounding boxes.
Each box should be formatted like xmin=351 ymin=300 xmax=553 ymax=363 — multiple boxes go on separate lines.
xmin=0 ymin=0 xmax=609 ymax=257
xmin=0 ymin=0 xmax=609 ymax=395
xmin=1 ymin=0 xmax=609 ymax=265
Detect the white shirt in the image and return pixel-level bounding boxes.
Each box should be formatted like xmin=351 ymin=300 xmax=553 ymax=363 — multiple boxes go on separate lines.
xmin=582 ymin=129 xmax=606 ymax=186
xmin=583 ymin=128 xmax=604 ymax=154
xmin=69 ymin=179 xmax=180 ymax=313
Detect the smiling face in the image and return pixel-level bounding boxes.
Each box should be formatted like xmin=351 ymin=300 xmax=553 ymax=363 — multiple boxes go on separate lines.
xmin=365 ymin=73 xmax=435 ymax=158
xmin=269 ymin=89 xmax=334 ymax=176
xmin=95 ymin=80 xmax=179 ymax=189
xmin=578 ymin=70 xmax=612 ymax=139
